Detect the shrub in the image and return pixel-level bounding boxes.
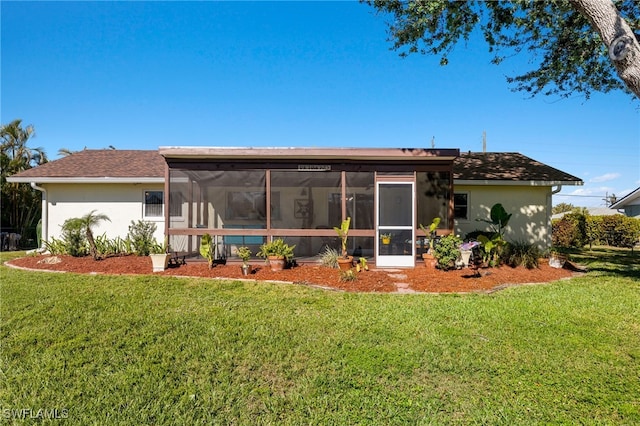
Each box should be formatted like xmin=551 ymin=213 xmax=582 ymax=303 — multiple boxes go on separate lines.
xmin=434 ymin=234 xmax=462 ymax=271
xmin=43 ymin=236 xmax=68 ymax=255
xmin=94 ymin=234 xmax=131 ymax=257
xmin=320 ymin=246 xmax=340 ymax=269
xmin=127 ymin=220 xmax=158 ymax=256
xmin=504 ymin=241 xmax=540 ymax=269
xmin=585 ymin=215 xmax=604 ymax=248
xmin=552 ymin=211 xmax=587 ymax=248
xmin=60 ymin=218 xmax=87 ymax=257
xmin=599 ymin=215 xmax=640 ymax=248
xmin=464 ymin=230 xmax=493 ymax=241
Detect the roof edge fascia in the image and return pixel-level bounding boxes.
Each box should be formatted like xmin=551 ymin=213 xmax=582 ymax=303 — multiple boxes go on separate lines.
xmin=610 ymin=187 xmax=640 ymax=208
xmin=159 ymin=146 xmax=460 ymax=161
xmin=454 ymin=179 xmax=584 ymax=187
xmin=6 ymin=177 xmax=165 ymax=184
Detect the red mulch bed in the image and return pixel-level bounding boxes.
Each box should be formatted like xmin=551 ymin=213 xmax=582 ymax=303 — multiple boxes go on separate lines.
xmin=7 ymin=254 xmax=580 ymax=293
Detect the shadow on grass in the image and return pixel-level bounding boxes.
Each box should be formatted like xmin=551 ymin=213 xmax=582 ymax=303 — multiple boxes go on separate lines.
xmin=567 ymin=246 xmax=640 ymax=280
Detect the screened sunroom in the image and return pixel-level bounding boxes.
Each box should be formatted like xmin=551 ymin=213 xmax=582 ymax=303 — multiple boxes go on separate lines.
xmin=160 ymin=147 xmax=459 ymax=268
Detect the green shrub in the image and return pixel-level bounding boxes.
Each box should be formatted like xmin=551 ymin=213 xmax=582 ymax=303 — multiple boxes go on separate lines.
xmin=504 ymin=241 xmax=540 ymax=269
xmin=599 ymin=215 xmax=640 ymax=248
xmin=434 ymin=234 xmax=462 ymax=270
xmin=94 ymin=234 xmax=131 ymax=257
xmin=127 ymin=220 xmax=157 ymax=256
xmin=585 ymin=215 xmax=604 ymax=248
xmin=43 ymin=236 xmax=68 ymax=255
xmin=60 ymin=218 xmax=87 ymax=257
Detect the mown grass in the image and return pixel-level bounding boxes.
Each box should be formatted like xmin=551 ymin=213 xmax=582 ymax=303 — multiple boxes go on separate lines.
xmin=1 ymin=248 xmax=638 ymax=424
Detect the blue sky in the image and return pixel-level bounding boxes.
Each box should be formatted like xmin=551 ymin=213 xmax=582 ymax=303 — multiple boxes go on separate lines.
xmin=2 ymin=1 xmax=639 ymax=207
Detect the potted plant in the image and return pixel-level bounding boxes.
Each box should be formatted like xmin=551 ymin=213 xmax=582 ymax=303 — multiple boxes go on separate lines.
xmin=419 ymin=217 xmax=440 ymax=268
xmin=237 ymin=246 xmax=252 ymax=275
xmin=333 ymin=217 xmax=353 ymax=270
xmin=150 ymin=237 xmax=170 ymax=272
xmin=380 ymin=233 xmax=392 ymax=245
xmin=257 ymin=238 xmax=295 ymax=272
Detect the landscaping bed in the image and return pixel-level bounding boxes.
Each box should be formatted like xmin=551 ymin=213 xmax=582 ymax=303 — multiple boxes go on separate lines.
xmin=8 ymin=254 xmax=577 ymax=293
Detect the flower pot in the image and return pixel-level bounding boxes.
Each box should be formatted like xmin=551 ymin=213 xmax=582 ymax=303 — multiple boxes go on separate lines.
xmin=422 ymin=252 xmax=436 ymax=268
xmin=267 ymin=255 xmax=286 ymax=272
xmin=460 ymin=250 xmax=472 ymax=268
xmin=381 ymin=237 xmax=391 ymax=245
xmin=241 ymin=263 xmax=251 ymax=276
xmin=337 ymin=256 xmax=353 ymax=271
xmin=150 ymin=253 xmax=170 ymax=272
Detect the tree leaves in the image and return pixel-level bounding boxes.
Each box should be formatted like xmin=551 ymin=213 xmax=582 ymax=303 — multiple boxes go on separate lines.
xmin=365 ymin=0 xmax=640 ymax=99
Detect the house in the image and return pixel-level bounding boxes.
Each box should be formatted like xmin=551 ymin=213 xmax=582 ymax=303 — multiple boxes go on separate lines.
xmin=7 ymin=147 xmax=583 ymax=267
xmin=610 ymin=187 xmax=640 ymax=218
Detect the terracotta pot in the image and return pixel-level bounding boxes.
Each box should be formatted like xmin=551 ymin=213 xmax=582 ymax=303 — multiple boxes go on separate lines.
xmin=337 ymin=256 xmax=353 ymax=271
xmin=267 ymin=256 xmax=285 ymax=272
xmin=422 ymin=253 xmax=437 ymax=268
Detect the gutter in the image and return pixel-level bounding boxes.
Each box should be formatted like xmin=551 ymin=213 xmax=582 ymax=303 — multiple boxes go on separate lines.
xmin=30 ymin=182 xmax=47 ymax=250
xmin=551 ymin=185 xmax=562 ymax=194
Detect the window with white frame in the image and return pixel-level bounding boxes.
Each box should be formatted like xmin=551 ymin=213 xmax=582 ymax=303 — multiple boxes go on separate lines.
xmin=144 ymin=190 xmax=184 ymax=219
xmin=144 ymin=190 xmax=164 ymax=218
xmin=454 ymin=193 xmax=469 ymax=220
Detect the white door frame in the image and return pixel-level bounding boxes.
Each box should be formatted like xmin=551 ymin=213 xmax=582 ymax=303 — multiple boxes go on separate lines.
xmin=375 ymin=180 xmax=415 ymax=268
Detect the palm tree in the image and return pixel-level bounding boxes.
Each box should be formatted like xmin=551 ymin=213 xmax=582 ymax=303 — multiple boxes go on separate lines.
xmin=65 ymin=210 xmax=111 ymax=260
xmin=1 ymin=119 xmax=48 ymax=244
xmin=57 ymin=148 xmax=75 ymax=157
xmin=1 ymin=119 xmax=47 ymax=170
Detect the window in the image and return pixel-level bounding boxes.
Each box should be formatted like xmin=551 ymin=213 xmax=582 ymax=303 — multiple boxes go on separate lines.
xmin=454 ymin=193 xmax=468 ymax=220
xmin=144 ymin=190 xmax=163 ymax=218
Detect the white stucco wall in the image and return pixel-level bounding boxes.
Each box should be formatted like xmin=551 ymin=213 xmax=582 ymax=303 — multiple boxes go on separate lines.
xmin=43 ymin=183 xmax=165 ymax=243
xmin=453 ymin=184 xmax=552 ymax=250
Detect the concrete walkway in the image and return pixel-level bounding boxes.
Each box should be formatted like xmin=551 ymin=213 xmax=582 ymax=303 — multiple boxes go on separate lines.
xmin=387 ymin=272 xmax=416 ymax=293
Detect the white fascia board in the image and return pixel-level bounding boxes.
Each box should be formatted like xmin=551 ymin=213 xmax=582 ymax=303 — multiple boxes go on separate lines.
xmin=454 ymin=180 xmax=584 ymax=187
xmin=6 ymin=177 xmax=164 ymax=184
xmin=610 ymin=188 xmax=640 ymax=208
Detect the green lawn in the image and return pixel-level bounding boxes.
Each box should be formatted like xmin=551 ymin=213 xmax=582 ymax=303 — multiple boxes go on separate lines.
xmin=1 ymin=249 xmax=638 ymax=424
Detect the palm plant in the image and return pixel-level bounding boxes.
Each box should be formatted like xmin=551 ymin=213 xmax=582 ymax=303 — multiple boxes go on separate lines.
xmin=333 ymin=217 xmax=351 ymax=258
xmin=63 ymin=210 xmax=111 ymax=260
xmin=1 ymin=119 xmax=48 ymax=243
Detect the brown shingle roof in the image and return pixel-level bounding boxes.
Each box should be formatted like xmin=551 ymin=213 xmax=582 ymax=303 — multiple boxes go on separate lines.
xmin=8 ymin=149 xmax=165 ymax=180
xmin=8 ymin=149 xmax=582 ymax=185
xmin=454 ymin=152 xmax=582 ymax=183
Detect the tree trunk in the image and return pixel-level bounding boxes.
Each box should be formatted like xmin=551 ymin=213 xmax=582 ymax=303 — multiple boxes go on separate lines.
xmin=86 ymin=229 xmax=99 ymax=260
xmin=570 ymin=0 xmax=640 ymax=98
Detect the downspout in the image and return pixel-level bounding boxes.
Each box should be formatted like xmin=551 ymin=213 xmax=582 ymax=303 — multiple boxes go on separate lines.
xmin=30 ymin=182 xmax=47 ymax=250
xmin=547 ymin=185 xmax=563 ymax=251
